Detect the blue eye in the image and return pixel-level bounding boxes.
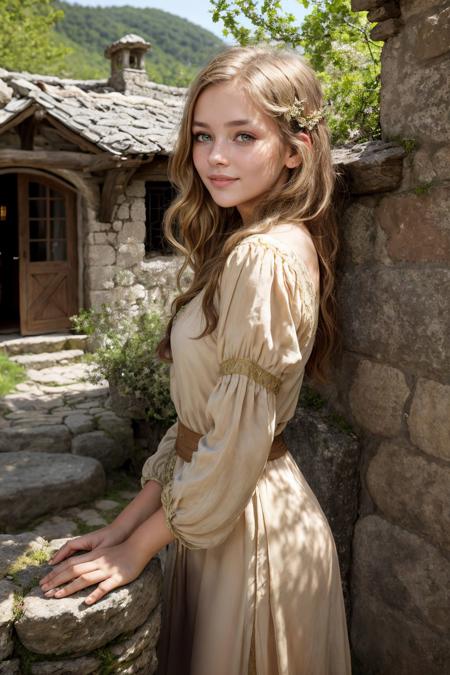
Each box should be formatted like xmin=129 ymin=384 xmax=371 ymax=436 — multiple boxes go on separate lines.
xmin=236 ymin=133 xmax=255 ymax=143
xmin=193 ymin=133 xmax=211 ymax=143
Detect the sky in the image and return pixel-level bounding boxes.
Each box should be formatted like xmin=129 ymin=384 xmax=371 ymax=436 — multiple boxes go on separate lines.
xmin=65 ymin=1 xmax=309 ymax=42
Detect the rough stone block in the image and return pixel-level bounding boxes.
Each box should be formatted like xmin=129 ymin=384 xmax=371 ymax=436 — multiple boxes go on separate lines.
xmin=411 ymin=147 xmax=437 ymax=184
xmin=408 ymin=378 xmax=450 ymax=461
xmin=367 ymin=1 xmax=400 ymax=22
xmin=130 ymin=200 xmax=146 ymax=222
xmin=366 ymin=440 xmax=450 ymax=550
xmin=332 ymin=140 xmax=405 ymax=194
xmin=0 ymin=579 xmax=16 ymax=659
xmin=15 ymin=557 xmax=162 ymax=656
xmin=0 ymin=659 xmax=20 ymax=674
xmin=414 ymin=6 xmax=450 ymax=61
xmin=116 ymin=202 xmax=130 ymax=220
xmin=86 ymin=265 xmax=115 ymax=291
xmin=88 ymin=290 xmax=114 ymax=308
xmin=63 ymin=413 xmax=95 ymax=435
xmin=349 ymin=359 xmax=410 ymax=436
xmin=71 ymin=430 xmax=130 ymax=471
xmin=351 ymin=0 xmax=384 ymax=10
xmin=351 ymin=515 xmax=450 ymax=674
xmin=0 ymin=425 xmax=71 ymax=454
xmin=110 ymin=603 xmax=161 ymax=662
xmin=117 ymin=242 xmax=145 ymax=268
xmin=340 ymin=198 xmax=385 ymax=264
xmin=118 ymin=220 xmax=146 ymax=244
xmin=381 ymin=32 xmax=450 ymax=143
xmin=0 ymin=452 xmax=105 ymax=532
xmin=374 ymin=185 xmax=450 ymax=262
xmin=0 ymin=532 xmax=47 ymax=578
xmin=338 ymin=266 xmax=450 ymax=378
xmin=29 ymin=655 xmax=101 ymax=673
xmin=432 ymin=145 xmax=450 ymax=180
xmin=370 ymin=17 xmax=402 ymax=41
xmin=87 ymin=244 xmax=115 ymax=266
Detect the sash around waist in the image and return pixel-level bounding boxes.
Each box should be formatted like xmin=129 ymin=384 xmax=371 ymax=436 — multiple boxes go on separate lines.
xmin=175 ymin=419 xmax=289 ymax=463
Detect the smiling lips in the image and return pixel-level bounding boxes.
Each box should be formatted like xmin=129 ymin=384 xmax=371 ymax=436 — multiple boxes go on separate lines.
xmin=208 ymin=174 xmax=239 ymax=186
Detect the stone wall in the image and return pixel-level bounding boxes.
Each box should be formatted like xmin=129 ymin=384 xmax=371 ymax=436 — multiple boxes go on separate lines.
xmin=326 ymin=2 xmax=450 ymax=673
xmin=84 ymin=178 xmax=190 ymax=317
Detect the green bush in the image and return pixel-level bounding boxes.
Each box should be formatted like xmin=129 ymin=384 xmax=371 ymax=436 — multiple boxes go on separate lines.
xmin=70 ymin=303 xmax=176 ymax=425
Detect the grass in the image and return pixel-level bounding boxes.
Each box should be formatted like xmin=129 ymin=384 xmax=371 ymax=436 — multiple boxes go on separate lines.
xmin=0 ymin=352 xmax=27 ymax=396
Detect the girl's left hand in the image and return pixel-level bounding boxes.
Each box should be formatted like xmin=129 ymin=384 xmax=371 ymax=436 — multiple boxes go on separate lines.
xmin=39 ymin=540 xmax=149 ymax=606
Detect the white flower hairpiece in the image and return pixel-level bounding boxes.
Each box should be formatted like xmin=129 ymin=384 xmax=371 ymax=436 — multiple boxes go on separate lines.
xmin=285 ymin=98 xmax=326 ymax=132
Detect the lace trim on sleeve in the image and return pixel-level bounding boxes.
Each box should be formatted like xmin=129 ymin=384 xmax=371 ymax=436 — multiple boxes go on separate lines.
xmin=219 ymin=357 xmax=282 ymax=395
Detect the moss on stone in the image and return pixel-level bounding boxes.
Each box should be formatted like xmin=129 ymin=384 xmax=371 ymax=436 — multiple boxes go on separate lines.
xmin=399 ymin=137 xmax=417 ymax=154
xmin=12 ymin=591 xmax=24 ymax=621
xmin=300 ymin=384 xmax=327 ymax=411
xmin=413 ymin=181 xmax=433 ymax=195
xmin=327 ymin=411 xmax=356 ymax=436
xmin=6 ymin=544 xmax=52 ymax=580
xmin=95 ymin=646 xmax=119 ymax=674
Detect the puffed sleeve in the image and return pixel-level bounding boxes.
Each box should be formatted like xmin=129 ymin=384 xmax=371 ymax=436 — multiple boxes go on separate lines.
xmin=159 ymin=238 xmax=307 ymax=550
xmin=141 ymin=418 xmax=178 ymax=488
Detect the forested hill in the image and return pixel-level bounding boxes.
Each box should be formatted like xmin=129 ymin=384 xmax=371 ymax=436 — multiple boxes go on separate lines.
xmin=53 ymin=2 xmax=226 ymax=86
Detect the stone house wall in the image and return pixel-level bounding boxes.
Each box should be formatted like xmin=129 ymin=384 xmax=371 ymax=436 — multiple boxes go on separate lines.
xmin=84 ymin=177 xmax=186 ymax=318
xmin=322 ymin=1 xmax=450 ymax=672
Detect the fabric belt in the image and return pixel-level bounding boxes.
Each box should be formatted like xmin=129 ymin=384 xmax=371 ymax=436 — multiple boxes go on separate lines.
xmin=175 ymin=419 xmax=289 ymax=463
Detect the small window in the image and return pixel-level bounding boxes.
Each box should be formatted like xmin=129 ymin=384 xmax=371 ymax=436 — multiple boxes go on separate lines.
xmin=145 ymin=181 xmax=177 ymax=255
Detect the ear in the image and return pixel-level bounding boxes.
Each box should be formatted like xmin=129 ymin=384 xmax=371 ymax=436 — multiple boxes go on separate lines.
xmin=284 ymin=131 xmax=313 ymax=169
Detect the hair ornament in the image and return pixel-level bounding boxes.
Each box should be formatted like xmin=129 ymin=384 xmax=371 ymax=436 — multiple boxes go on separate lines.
xmin=285 ymin=98 xmax=327 ymax=132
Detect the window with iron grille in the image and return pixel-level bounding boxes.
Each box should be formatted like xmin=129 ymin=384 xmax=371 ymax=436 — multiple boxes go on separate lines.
xmin=145 ymin=181 xmax=176 ymax=255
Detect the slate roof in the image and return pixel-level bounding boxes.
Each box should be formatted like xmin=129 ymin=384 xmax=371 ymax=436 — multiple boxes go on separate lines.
xmin=0 ymin=69 xmax=186 ymax=157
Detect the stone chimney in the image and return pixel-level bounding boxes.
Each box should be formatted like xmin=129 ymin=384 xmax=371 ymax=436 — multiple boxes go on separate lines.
xmin=104 ymin=34 xmax=151 ymax=95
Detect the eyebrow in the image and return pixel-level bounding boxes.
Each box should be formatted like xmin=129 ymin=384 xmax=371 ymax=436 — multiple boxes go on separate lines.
xmin=192 ymin=119 xmax=252 ymax=128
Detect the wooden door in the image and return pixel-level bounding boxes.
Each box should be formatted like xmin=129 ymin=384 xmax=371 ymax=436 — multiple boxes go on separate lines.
xmin=18 ymin=175 xmax=78 ymax=335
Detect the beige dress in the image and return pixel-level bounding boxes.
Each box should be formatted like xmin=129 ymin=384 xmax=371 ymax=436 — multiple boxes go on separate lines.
xmin=141 ymin=232 xmax=352 ymax=675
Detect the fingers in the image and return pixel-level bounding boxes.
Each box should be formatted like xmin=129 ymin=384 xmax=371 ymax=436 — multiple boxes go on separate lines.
xmin=49 ymin=537 xmax=88 ymax=565
xmin=44 ymin=570 xmax=106 ymax=600
xmin=40 ymin=556 xmax=99 ymax=591
xmin=84 ymin=577 xmax=119 ymax=605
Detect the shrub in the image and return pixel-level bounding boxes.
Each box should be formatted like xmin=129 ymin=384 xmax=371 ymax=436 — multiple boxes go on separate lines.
xmin=71 ymin=303 xmax=176 ymax=425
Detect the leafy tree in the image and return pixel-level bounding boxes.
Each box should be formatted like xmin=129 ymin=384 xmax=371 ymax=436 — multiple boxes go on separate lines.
xmin=210 ymin=0 xmax=382 ymax=145
xmin=0 ymin=0 xmax=70 ymax=73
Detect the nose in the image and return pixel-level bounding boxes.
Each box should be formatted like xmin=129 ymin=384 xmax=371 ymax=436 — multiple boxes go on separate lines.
xmin=207 ymin=139 xmax=229 ymax=166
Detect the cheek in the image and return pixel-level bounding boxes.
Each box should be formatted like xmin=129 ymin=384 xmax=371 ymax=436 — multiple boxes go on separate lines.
xmin=192 ymin=145 xmax=204 ymax=173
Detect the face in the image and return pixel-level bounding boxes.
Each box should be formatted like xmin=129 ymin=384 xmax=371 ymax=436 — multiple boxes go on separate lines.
xmin=191 ymin=81 xmax=303 ymax=224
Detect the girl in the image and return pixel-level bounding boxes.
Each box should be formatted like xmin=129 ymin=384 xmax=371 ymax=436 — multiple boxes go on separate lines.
xmin=39 ymin=45 xmax=352 ymax=675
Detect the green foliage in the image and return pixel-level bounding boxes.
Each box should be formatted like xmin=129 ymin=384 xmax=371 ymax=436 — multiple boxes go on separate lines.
xmin=70 ymin=303 xmax=176 ymax=425
xmin=50 ymin=1 xmax=225 ymax=85
xmin=211 ymin=0 xmax=382 ymax=145
xmin=0 ymin=0 xmax=70 ymax=73
xmin=0 ymin=352 xmax=27 ymax=396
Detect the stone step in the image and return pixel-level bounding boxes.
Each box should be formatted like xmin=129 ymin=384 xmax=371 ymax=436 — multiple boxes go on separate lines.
xmin=0 ymin=333 xmax=89 ymax=357
xmin=25 ymin=362 xmax=95 ymax=386
xmin=0 ymin=451 xmax=106 ymax=532
xmin=10 ymin=349 xmax=85 ymax=370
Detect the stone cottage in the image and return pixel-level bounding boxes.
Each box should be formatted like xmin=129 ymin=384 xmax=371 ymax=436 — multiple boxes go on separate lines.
xmin=0 ymin=34 xmax=185 ymax=336
xmin=1 ymin=2 xmax=449 ymax=672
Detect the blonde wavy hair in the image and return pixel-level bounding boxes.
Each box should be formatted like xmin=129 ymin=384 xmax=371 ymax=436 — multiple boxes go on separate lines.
xmin=155 ymin=44 xmax=341 ymax=384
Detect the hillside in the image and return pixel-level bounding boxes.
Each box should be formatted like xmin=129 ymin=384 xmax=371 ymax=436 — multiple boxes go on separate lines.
xmin=53 ymin=2 xmax=226 ymax=86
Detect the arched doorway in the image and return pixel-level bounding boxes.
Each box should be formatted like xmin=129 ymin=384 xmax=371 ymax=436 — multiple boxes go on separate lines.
xmin=0 ymin=172 xmax=78 ymax=335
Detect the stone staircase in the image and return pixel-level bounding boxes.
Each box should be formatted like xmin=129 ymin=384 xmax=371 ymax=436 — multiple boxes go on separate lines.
xmin=0 ymin=334 xmax=161 ymax=673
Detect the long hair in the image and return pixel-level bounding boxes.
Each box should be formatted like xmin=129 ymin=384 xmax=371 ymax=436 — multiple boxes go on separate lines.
xmin=155 ymin=45 xmax=340 ymax=384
